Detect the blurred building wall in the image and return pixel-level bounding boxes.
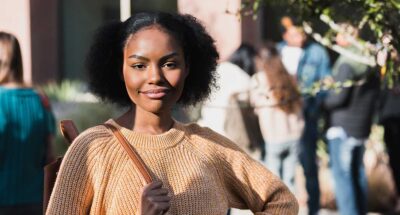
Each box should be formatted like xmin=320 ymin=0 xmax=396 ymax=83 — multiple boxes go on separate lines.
xmin=0 ymin=0 xmax=265 ymax=83
xmin=0 ymin=0 xmax=32 ymax=84
xmin=0 ymin=0 xmax=120 ymax=83
xmin=0 ymin=0 xmax=59 ymax=85
xmin=241 ymin=12 xmax=262 ymax=48
xmin=132 ymin=0 xmax=177 ymax=13
xmin=30 ymin=0 xmax=59 ymax=84
xmin=178 ymin=0 xmax=242 ymax=61
xmin=60 ymin=0 xmax=119 ymax=80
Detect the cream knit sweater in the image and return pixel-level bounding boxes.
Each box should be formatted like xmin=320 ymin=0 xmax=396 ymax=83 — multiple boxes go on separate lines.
xmin=46 ymin=119 xmax=298 ymax=215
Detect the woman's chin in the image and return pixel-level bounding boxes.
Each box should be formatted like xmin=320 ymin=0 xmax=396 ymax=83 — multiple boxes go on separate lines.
xmin=138 ymin=102 xmax=172 ymax=115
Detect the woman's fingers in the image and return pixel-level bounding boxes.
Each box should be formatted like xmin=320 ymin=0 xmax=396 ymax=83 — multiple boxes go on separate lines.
xmin=144 ymin=181 xmax=163 ymax=191
xmin=154 ymin=202 xmax=170 ymax=215
xmin=140 ymin=181 xmax=171 ymax=215
xmin=148 ymin=195 xmax=171 ymax=202
xmin=143 ymin=182 xmax=169 ymax=198
xmin=147 ymin=188 xmax=169 ymax=196
xmin=142 ymin=181 xmax=167 ymax=195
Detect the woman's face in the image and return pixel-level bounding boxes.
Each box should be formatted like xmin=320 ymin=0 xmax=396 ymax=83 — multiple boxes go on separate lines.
xmin=283 ymin=27 xmax=305 ymax=48
xmin=335 ymin=32 xmax=350 ymax=47
xmin=122 ymin=26 xmax=187 ymax=114
xmin=0 ymin=42 xmax=10 ymax=84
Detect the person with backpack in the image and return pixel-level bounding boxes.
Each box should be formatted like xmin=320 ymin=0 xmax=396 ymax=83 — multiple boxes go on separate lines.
xmin=198 ymin=43 xmax=263 ymax=159
xmin=0 ymin=31 xmax=55 ymax=215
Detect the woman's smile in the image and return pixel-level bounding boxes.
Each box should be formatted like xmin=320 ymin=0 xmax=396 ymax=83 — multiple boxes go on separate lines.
xmin=139 ymin=87 xmax=171 ymax=99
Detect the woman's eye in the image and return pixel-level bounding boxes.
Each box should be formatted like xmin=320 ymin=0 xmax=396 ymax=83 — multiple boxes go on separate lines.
xmin=163 ymin=62 xmax=177 ymax=69
xmin=131 ymin=64 xmax=146 ymax=70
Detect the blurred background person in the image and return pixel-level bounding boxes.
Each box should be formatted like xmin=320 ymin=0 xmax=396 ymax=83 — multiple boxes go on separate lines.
xmin=198 ymin=44 xmax=260 ymax=215
xmin=278 ymin=18 xmax=331 ymax=215
xmin=323 ymin=25 xmax=380 ymax=215
xmin=0 ymin=31 xmax=55 ymax=215
xmin=249 ymin=42 xmax=304 ymax=193
xmin=198 ymin=43 xmax=257 ymax=137
xmin=378 ymin=52 xmax=400 ymax=211
xmin=279 ymin=17 xmax=304 ymax=77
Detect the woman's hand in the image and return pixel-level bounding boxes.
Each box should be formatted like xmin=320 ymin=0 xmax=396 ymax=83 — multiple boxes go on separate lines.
xmin=139 ymin=181 xmax=171 ymax=215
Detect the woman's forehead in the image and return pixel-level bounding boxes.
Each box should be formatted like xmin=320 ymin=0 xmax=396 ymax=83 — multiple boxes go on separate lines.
xmin=127 ymin=26 xmax=180 ymax=47
xmin=0 ymin=43 xmax=11 ymax=62
xmin=124 ymin=26 xmax=184 ymax=57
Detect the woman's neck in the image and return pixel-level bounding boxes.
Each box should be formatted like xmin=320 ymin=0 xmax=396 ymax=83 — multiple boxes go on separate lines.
xmin=116 ymin=106 xmax=174 ymax=135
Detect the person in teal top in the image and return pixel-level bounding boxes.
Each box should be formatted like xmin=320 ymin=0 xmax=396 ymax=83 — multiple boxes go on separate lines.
xmin=0 ymin=31 xmax=55 ymax=215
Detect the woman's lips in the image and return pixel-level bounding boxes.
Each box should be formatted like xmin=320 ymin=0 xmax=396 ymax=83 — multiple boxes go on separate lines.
xmin=139 ymin=88 xmax=170 ymax=99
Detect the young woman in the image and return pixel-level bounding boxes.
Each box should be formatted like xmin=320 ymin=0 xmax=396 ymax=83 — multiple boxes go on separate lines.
xmin=46 ymin=12 xmax=298 ymax=215
xmin=0 ymin=32 xmax=55 ymax=215
xmin=249 ymin=42 xmax=304 ymax=193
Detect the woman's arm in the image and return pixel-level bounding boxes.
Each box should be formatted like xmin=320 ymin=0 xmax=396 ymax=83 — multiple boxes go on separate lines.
xmin=214 ymin=135 xmax=299 ymax=214
xmin=323 ymin=64 xmax=355 ymax=110
xmin=46 ymin=134 xmax=96 ymax=215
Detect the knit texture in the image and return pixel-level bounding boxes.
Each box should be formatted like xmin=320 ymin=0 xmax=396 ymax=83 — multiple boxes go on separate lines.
xmin=46 ymin=119 xmax=298 ymax=215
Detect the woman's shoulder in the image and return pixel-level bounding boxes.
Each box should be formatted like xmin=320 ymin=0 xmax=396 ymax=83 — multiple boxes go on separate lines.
xmin=182 ymin=122 xmax=246 ymax=154
xmin=67 ymin=123 xmax=114 ymax=154
xmin=181 ymin=123 xmax=258 ymax=171
xmin=183 ymin=122 xmax=229 ymax=141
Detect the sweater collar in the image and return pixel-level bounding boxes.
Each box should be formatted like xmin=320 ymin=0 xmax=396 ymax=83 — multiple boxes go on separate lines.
xmin=106 ymin=119 xmax=186 ymax=149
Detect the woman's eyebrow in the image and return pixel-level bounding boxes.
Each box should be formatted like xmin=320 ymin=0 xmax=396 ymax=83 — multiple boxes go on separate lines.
xmin=160 ymin=52 xmax=178 ymax=62
xmin=128 ymin=52 xmax=178 ymax=62
xmin=128 ymin=54 xmax=148 ymax=61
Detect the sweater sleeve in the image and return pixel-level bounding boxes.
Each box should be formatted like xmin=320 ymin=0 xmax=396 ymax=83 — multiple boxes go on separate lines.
xmin=46 ymin=129 xmax=105 ymax=215
xmin=210 ymin=131 xmax=299 ymax=214
xmin=324 ymin=63 xmax=355 ymax=110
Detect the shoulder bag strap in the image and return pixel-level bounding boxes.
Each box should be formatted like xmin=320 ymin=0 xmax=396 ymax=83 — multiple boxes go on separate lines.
xmin=104 ymin=123 xmax=153 ymax=184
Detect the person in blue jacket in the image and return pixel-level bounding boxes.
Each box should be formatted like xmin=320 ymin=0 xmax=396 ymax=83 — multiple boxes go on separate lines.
xmin=278 ymin=23 xmax=331 ymax=215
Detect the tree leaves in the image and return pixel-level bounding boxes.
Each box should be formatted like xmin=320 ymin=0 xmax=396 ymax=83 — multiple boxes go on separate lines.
xmin=237 ymin=0 xmax=400 ymax=86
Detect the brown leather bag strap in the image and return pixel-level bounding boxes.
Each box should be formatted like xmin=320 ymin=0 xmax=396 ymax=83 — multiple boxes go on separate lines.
xmin=104 ymin=123 xmax=153 ymax=184
xmin=60 ymin=120 xmax=79 ymax=145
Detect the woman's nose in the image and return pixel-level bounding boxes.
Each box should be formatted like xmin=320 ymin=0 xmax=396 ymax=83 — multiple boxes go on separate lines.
xmin=147 ymin=64 xmax=163 ymax=84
